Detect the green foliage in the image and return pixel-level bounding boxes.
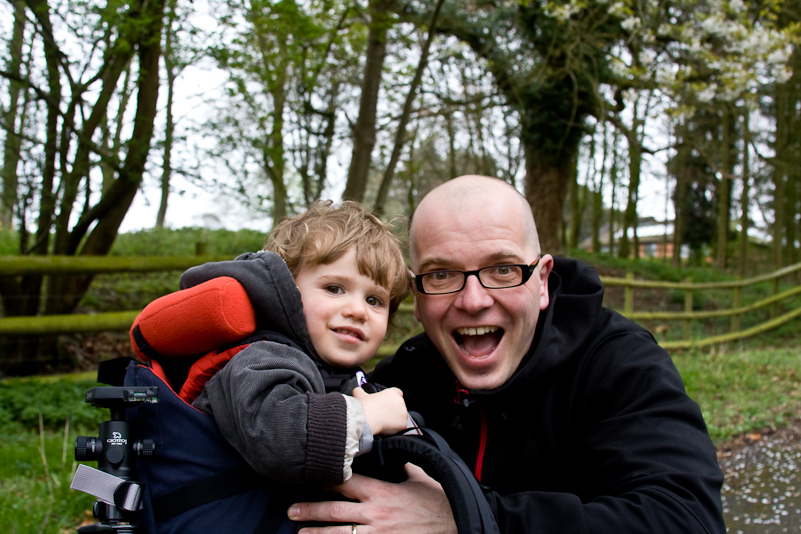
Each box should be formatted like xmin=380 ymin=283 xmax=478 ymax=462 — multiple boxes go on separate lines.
xmin=0 ymin=376 xmax=106 ymax=433
xmin=80 ymin=271 xmax=181 ymax=312
xmin=0 ymin=228 xmax=19 ymax=254
xmin=567 ymin=249 xmax=737 ymax=283
xmin=110 ymin=227 xmax=265 ymax=256
xmin=77 ymin=228 xmax=268 ymax=313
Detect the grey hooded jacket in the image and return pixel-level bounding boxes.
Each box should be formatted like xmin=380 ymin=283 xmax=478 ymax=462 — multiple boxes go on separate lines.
xmin=183 ymin=251 xmax=367 ymax=487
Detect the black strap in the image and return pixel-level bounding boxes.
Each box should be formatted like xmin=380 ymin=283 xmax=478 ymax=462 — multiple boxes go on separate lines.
xmin=131 ymin=324 xmax=162 ymax=361
xmin=151 ymin=470 xmax=263 ymax=524
xmin=366 ymin=430 xmax=500 ymax=534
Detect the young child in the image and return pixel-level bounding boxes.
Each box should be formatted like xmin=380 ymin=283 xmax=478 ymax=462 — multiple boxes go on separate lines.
xmin=180 ymin=200 xmax=411 ymax=487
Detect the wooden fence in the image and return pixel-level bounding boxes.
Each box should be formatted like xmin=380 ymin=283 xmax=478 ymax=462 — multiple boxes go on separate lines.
xmin=601 ymin=262 xmax=801 ymax=349
xmin=1 ymin=255 xmax=800 ymax=353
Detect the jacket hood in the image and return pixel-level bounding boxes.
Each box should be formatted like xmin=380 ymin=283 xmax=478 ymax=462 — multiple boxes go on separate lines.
xmin=505 ymin=256 xmax=606 ymax=390
xmin=179 ymin=251 xmax=315 ymax=356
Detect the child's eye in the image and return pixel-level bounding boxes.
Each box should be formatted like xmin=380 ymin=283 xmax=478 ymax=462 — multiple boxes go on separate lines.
xmin=324 ymin=285 xmax=344 ymax=294
xmin=366 ymin=295 xmax=385 ymax=307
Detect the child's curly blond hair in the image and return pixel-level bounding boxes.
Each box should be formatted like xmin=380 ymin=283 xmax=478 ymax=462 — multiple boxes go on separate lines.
xmin=264 ymin=200 xmax=410 ymax=315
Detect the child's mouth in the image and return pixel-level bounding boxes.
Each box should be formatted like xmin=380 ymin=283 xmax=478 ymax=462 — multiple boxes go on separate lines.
xmin=333 ymin=328 xmax=364 ymax=341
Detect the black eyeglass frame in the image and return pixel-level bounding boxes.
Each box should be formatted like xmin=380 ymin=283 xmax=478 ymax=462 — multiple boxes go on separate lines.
xmin=413 ymin=254 xmax=543 ymax=295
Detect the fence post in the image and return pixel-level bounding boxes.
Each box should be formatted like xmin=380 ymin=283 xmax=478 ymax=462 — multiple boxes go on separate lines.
xmin=731 ymin=278 xmax=742 ymax=333
xmin=624 ymin=272 xmax=634 ymax=315
xmin=684 ymin=276 xmax=693 ymax=340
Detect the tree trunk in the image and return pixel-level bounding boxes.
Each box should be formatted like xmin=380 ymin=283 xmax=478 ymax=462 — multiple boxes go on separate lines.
xmin=672 ymin=121 xmax=689 ymax=267
xmin=157 ymin=2 xmax=179 ymax=228
xmin=715 ymin=106 xmax=733 ymax=270
xmin=523 ymin=143 xmax=575 ymax=253
xmin=1 ymin=2 xmax=26 ymax=228
xmin=343 ymin=0 xmax=395 ymax=202
xmin=0 ymin=0 xmax=166 ymax=375
xmin=267 ymin=49 xmax=289 ymax=223
xmin=374 ymin=0 xmax=444 ymax=215
xmin=47 ymin=0 xmax=167 ymax=317
xmin=608 ymin=131 xmax=621 ymax=255
xmin=738 ymin=111 xmax=751 ymax=277
xmin=591 ymin=124 xmax=609 ymax=253
xmin=100 ymin=63 xmax=134 ymax=194
xmin=619 ymin=138 xmax=642 ymax=259
xmin=773 ymin=83 xmax=789 ymax=269
xmin=567 ymin=162 xmax=585 ymax=250
xmin=784 ymin=161 xmax=798 ymax=265
xmin=313 ymin=85 xmax=339 ymax=204
xmin=617 ymin=95 xmax=646 ymax=260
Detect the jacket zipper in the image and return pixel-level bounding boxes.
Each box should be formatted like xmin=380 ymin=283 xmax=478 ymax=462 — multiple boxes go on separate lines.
xmin=475 ymin=408 xmax=487 ymax=482
xmin=454 ymin=381 xmax=488 ymax=482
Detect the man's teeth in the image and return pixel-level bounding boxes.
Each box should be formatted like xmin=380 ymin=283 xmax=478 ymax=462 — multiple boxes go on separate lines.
xmin=456 ymin=326 xmax=499 ymax=336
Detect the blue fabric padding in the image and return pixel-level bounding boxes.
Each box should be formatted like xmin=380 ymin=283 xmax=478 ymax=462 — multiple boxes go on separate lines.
xmin=124 ymin=361 xmax=297 ymax=534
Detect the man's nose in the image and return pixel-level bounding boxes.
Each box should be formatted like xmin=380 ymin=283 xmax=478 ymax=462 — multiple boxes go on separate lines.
xmin=454 ymin=273 xmax=493 ymax=313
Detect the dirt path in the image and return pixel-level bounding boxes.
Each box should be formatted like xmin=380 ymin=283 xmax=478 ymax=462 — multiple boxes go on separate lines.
xmin=718 ymin=420 xmax=801 ymax=533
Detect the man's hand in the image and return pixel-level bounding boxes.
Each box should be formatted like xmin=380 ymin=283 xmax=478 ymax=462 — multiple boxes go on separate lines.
xmin=288 ymin=463 xmax=457 ymax=534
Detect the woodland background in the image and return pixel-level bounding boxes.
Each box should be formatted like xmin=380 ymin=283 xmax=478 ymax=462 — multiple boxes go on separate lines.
xmin=1 ymin=0 xmax=801 ymax=368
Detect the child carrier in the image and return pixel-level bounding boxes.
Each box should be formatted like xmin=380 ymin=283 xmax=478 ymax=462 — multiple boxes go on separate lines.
xmin=71 ymin=275 xmax=499 ymax=534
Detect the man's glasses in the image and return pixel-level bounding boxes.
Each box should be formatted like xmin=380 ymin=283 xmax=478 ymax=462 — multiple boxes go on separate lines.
xmin=413 ymin=255 xmax=543 ymax=295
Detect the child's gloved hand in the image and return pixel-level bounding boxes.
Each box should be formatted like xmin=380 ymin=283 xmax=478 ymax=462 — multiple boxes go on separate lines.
xmin=352 ymin=386 xmax=409 ymax=436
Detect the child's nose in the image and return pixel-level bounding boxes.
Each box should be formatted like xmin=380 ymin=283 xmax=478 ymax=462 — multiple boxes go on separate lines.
xmin=342 ymin=296 xmax=368 ymax=320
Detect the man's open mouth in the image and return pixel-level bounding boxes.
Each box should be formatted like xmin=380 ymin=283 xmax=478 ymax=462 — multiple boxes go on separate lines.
xmin=454 ymin=326 xmax=503 ymax=357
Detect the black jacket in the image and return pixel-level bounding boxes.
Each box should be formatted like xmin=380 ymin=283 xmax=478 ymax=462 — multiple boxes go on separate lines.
xmin=373 ymin=257 xmax=725 ymax=534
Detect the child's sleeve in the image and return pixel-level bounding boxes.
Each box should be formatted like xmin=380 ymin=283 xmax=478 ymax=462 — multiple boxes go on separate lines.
xmin=193 ymin=341 xmax=353 ymax=486
xmin=342 ymin=396 xmax=372 ymax=480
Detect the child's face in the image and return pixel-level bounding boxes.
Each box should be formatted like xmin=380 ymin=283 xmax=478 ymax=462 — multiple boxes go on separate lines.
xmin=294 ymin=248 xmax=390 ymax=368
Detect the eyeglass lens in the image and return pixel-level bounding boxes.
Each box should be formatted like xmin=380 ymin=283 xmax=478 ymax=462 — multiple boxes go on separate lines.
xmin=422 ymin=265 xmax=525 ymax=293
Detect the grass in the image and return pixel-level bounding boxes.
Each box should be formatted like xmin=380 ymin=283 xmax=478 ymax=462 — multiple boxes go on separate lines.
xmin=673 ymin=346 xmax=801 ymax=443
xmin=0 ymin=374 xmax=106 ymax=534
xmin=0 ymin=424 xmax=95 ymax=533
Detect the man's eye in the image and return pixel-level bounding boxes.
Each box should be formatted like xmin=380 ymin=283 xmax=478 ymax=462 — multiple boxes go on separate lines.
xmin=431 ymin=271 xmax=454 ymax=281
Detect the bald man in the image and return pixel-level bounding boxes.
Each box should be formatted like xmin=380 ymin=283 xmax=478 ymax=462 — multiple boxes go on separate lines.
xmin=289 ymin=176 xmax=725 ymax=534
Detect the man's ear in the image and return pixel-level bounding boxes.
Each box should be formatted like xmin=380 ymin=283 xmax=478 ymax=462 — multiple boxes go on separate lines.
xmin=538 ymin=254 xmax=554 ymax=311
xmin=410 ymin=270 xmax=423 ymax=321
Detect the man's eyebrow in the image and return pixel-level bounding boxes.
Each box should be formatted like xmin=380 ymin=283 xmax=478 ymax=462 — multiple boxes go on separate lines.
xmin=417 ymin=251 xmax=525 ymax=272
xmin=416 ymin=258 xmax=450 ymax=272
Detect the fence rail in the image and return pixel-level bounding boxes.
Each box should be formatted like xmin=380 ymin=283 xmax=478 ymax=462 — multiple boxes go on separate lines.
xmin=1 ymin=256 xmax=800 ymax=353
xmin=599 ymin=261 xmax=801 ymax=349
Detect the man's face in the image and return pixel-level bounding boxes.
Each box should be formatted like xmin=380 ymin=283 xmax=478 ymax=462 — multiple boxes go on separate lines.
xmin=295 ymin=248 xmax=390 ymax=369
xmin=411 ymin=203 xmax=552 ymax=391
